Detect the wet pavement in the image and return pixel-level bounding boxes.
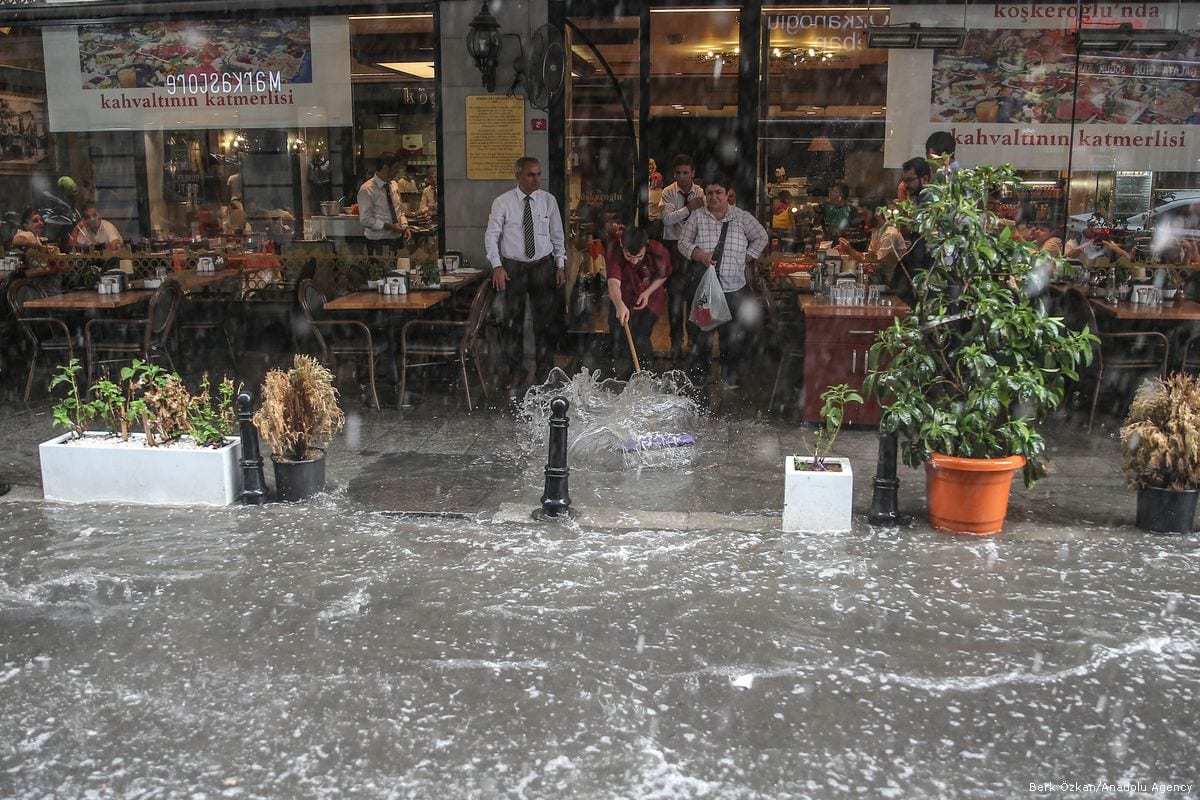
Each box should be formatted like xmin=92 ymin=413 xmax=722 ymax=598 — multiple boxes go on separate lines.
xmin=1 ymin=390 xmax=1198 ymax=797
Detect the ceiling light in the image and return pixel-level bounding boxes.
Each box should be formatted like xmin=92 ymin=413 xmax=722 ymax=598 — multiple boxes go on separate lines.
xmin=868 ymin=23 xmax=966 ymax=50
xmin=378 ymin=62 xmax=436 ymax=79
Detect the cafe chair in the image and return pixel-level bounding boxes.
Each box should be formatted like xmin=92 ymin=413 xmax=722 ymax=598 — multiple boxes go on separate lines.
xmin=297 ymin=278 xmax=386 ymax=411
xmin=756 ymin=272 xmax=806 ymax=414
xmin=6 ymin=278 xmax=74 ymax=404
xmin=1180 ymin=334 xmax=1200 ymax=376
xmin=84 ymin=279 xmax=182 ymax=384
xmin=399 ymin=279 xmax=495 ymax=412
xmin=178 ymin=276 xmax=239 ymax=378
xmin=1061 ymin=287 xmax=1169 ymax=430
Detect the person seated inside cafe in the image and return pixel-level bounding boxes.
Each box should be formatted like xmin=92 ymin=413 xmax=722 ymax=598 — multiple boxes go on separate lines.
xmin=1016 ymin=222 xmax=1062 ymax=257
xmin=1064 ymin=228 xmax=1131 ymax=264
xmin=771 ymin=190 xmax=796 ymax=244
xmin=69 ymin=204 xmax=123 ymax=251
xmin=224 ymin=197 xmax=251 ymax=235
xmin=606 ymin=225 xmax=670 ymax=380
xmin=822 ymin=183 xmax=859 ymax=241
xmin=838 ymin=199 xmax=906 ymax=285
xmin=11 ymin=208 xmax=49 ymax=249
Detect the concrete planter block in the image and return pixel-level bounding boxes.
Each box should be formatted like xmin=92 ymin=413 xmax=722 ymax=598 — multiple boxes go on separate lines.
xmin=783 ymin=456 xmax=853 ymax=532
xmin=40 ymin=432 xmax=242 ymax=506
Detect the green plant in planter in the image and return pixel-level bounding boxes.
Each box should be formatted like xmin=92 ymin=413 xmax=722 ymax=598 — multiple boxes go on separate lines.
xmin=50 ymin=359 xmax=236 ymax=447
xmin=864 ymin=163 xmax=1097 ymax=486
xmin=419 ymin=259 xmax=441 ymax=286
xmin=797 ymin=383 xmax=863 ymax=471
xmin=1120 ymin=374 xmax=1200 ymax=491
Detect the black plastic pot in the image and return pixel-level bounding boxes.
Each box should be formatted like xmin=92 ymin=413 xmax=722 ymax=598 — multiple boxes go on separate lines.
xmin=1136 ymin=486 xmax=1199 ymax=534
xmin=272 ymin=450 xmax=327 ymax=502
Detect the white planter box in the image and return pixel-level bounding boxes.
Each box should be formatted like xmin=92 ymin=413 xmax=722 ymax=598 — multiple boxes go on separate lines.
xmin=783 ymin=456 xmax=854 ymax=533
xmin=39 ymin=432 xmax=242 ymax=506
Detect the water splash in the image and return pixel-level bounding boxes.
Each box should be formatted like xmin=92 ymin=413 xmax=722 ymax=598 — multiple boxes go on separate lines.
xmin=517 ymin=367 xmax=700 ymax=471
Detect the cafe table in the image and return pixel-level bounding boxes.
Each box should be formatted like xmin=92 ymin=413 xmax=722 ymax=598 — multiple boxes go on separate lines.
xmin=1089 ymin=295 xmax=1200 ymax=322
xmin=163 ymin=268 xmax=242 ymax=294
xmin=798 ymin=293 xmax=909 ymax=424
xmin=324 ymin=289 xmax=452 ymax=405
xmin=22 ymin=288 xmax=153 ymax=311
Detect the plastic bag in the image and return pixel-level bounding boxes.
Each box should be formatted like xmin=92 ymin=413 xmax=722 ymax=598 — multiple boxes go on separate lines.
xmin=690 ymin=265 xmax=732 ymax=331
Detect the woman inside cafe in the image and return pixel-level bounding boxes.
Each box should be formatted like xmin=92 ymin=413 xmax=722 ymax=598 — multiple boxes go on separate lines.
xmin=11 ymin=208 xmax=49 ymax=250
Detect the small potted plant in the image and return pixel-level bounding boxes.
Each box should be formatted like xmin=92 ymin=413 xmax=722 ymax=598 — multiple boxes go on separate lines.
xmin=252 ymin=354 xmax=346 ymax=501
xmin=418 ymin=259 xmax=441 ymax=288
xmin=1120 ymin=373 xmax=1200 ymax=533
xmin=40 ymin=359 xmax=241 ymax=505
xmin=784 ymin=384 xmax=862 ymax=533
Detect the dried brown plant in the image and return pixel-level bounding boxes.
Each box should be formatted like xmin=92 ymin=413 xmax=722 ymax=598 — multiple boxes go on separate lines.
xmin=252 ymin=354 xmax=345 ymax=462
xmin=142 ymin=373 xmax=193 ymax=445
xmin=1121 ymin=373 xmax=1200 ymax=490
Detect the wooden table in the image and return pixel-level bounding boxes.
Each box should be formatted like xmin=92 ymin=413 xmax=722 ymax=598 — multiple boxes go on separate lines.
xmin=798 ymin=294 xmax=909 ymax=425
xmin=1090 ymin=296 xmax=1200 ymax=321
xmin=164 ymin=269 xmax=242 ymax=293
xmin=325 ymin=289 xmax=451 ymax=312
xmin=23 ymin=289 xmax=153 ymax=310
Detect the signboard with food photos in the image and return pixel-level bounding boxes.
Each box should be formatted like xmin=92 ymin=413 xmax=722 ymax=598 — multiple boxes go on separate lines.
xmin=884 ymin=2 xmax=1200 ymax=171
xmin=42 ymin=16 xmax=352 ymax=131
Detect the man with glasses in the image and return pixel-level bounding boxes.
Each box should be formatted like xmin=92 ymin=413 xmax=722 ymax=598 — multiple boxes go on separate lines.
xmin=606 ymin=226 xmax=670 ymax=379
xmin=485 ymin=156 xmax=566 ymax=390
xmin=895 ymin=156 xmax=933 ymax=304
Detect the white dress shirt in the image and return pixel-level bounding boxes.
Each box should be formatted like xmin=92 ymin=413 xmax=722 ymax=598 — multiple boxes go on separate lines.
xmin=357 ymin=174 xmax=408 ymax=241
xmin=485 ymin=187 xmax=565 ymax=268
xmin=660 ymin=181 xmax=705 ymax=241
xmin=72 ymin=219 xmax=123 ymax=248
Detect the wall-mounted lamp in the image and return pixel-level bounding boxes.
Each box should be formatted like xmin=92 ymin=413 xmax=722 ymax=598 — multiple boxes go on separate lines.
xmin=1076 ymin=23 xmax=1184 ymax=53
xmin=466 ymin=0 xmax=502 ymax=93
xmin=867 ymin=23 xmax=966 ymax=50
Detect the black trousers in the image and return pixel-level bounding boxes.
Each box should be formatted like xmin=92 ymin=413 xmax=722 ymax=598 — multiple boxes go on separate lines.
xmin=664 ymin=242 xmax=703 ymax=352
xmin=688 ymin=285 xmax=755 ymax=383
xmin=496 ymin=256 xmax=561 ymax=379
xmin=608 ymin=306 xmax=657 ymax=378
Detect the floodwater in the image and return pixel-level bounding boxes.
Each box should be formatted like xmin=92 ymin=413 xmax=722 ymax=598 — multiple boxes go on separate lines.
xmin=1 ymin=499 xmax=1198 ymax=799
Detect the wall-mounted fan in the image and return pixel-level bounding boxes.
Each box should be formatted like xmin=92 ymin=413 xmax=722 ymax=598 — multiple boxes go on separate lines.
xmin=525 ymin=24 xmax=565 ymax=111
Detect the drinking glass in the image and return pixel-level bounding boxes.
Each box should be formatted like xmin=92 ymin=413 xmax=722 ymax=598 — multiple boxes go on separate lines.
xmin=868 ymin=285 xmax=882 ymax=305
xmin=854 ymin=285 xmax=865 ymax=305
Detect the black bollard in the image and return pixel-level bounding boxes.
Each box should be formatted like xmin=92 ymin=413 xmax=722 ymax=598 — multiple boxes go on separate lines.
xmin=533 ymin=396 xmax=576 ymax=521
xmin=236 ymin=391 xmax=267 ymax=505
xmin=868 ymin=430 xmax=901 ymax=525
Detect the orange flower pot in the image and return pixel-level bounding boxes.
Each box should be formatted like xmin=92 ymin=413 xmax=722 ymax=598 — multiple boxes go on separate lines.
xmin=925 ymin=453 xmax=1027 ymax=535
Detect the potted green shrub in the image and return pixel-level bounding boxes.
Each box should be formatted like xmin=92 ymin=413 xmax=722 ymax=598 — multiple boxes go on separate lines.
xmin=40 ymin=359 xmax=241 ymax=505
xmin=252 ymin=354 xmax=346 ymax=501
xmin=784 ymin=384 xmax=862 ymax=533
xmin=865 ymin=163 xmax=1097 ymax=535
xmin=1121 ymin=373 xmax=1200 ymax=533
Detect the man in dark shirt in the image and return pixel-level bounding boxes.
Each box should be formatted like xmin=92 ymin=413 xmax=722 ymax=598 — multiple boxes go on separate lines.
xmin=606 ymin=226 xmax=670 ymax=379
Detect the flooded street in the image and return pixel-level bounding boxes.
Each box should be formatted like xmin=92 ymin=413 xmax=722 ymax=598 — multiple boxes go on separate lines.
xmin=1 ymin=499 xmax=1197 ymax=798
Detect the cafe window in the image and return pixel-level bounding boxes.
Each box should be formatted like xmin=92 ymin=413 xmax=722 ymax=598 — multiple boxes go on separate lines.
xmin=0 ymin=10 xmax=440 ymax=252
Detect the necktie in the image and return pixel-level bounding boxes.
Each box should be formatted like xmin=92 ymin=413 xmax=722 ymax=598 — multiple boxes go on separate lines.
xmin=523 ymin=195 xmax=535 ymax=259
xmin=385 ymin=183 xmax=399 ymax=224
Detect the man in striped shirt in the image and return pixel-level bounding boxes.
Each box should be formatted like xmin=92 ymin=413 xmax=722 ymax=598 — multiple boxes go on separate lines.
xmin=677 ymin=175 xmax=768 ymax=390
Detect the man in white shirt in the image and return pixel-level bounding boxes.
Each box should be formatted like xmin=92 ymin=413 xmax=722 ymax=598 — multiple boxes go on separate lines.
xmin=419 ymin=169 xmax=437 ymax=215
xmin=69 ymin=204 xmax=123 ymax=250
xmin=678 ymin=175 xmax=768 ymax=390
xmin=484 ymin=156 xmax=566 ymax=390
xmin=660 ymin=153 xmax=706 ymax=362
xmin=357 ymin=152 xmax=411 ymax=254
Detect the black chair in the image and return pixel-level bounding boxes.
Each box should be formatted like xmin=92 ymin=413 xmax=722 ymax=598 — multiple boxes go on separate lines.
xmin=298 ymin=278 xmax=387 ymax=411
xmin=177 ymin=277 xmax=239 ymax=378
xmin=756 ymin=272 xmax=806 ymax=413
xmin=1061 ymin=287 xmax=1169 ymax=430
xmin=6 ymin=277 xmax=73 ymax=404
xmin=85 ymin=279 xmax=182 ymax=383
xmin=400 ymin=279 xmax=495 ymax=412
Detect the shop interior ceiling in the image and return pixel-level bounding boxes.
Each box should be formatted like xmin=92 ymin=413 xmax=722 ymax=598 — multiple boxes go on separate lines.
xmin=568 ymin=11 xmax=888 ymax=120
